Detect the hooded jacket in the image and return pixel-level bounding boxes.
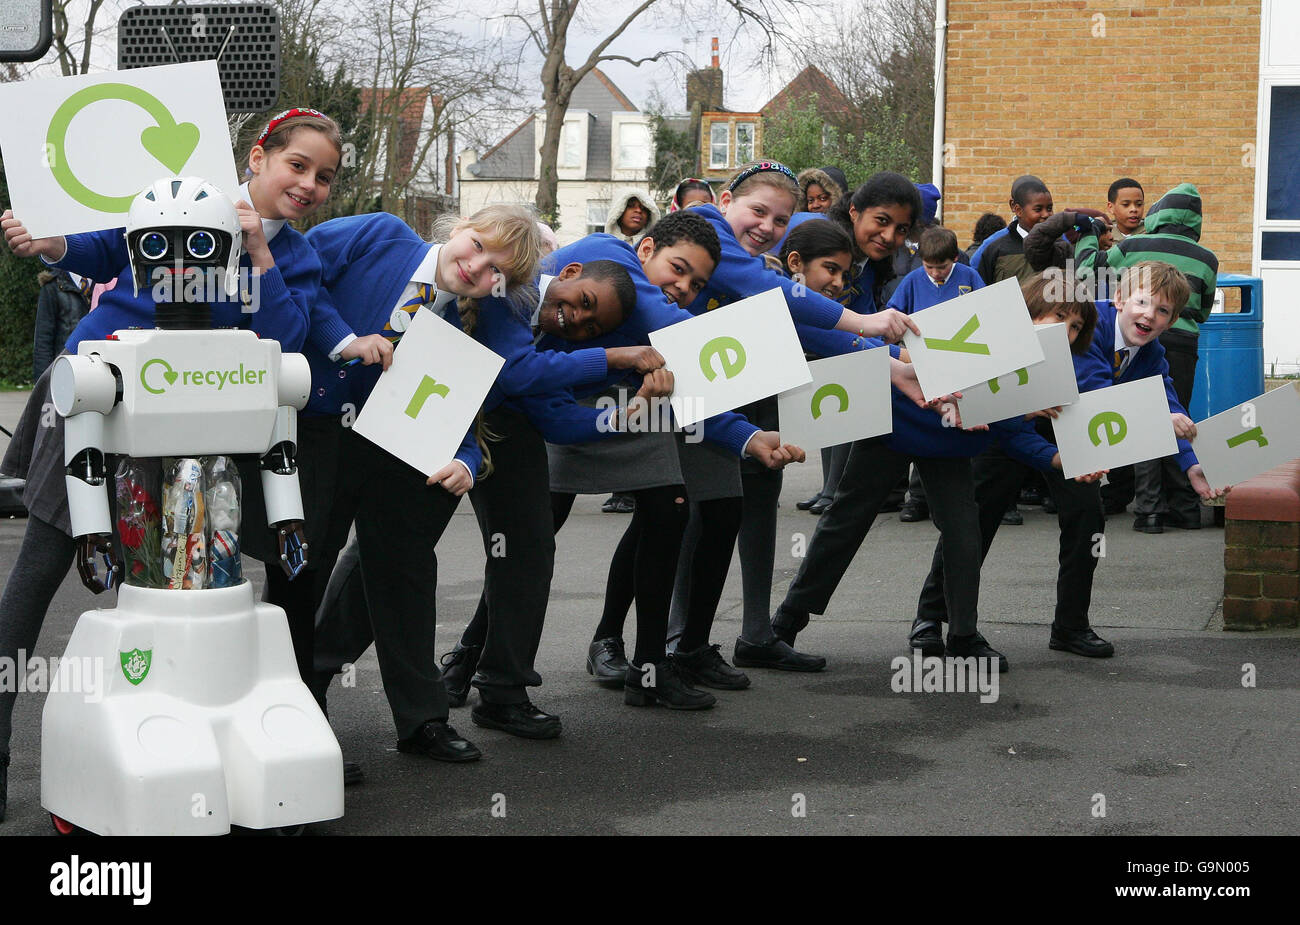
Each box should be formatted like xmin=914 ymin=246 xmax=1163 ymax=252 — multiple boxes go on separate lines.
xmin=604 ymin=187 xmax=661 ymax=243
xmin=797 ymin=168 xmax=843 ymax=213
xmin=1074 ymin=182 xmax=1218 ymax=335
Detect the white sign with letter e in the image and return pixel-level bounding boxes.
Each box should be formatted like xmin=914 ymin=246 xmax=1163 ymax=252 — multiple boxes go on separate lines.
xmin=352 ymin=309 xmax=504 ymax=477
xmin=1192 ymin=383 xmax=1300 ymax=490
xmin=902 ymin=277 xmax=1045 ymax=400
xmin=777 ymin=348 xmax=892 ymax=450
xmin=0 ymin=61 xmax=238 ymax=238
xmin=649 ymin=288 xmax=811 ymax=426
xmin=1052 ymin=376 xmax=1178 ymax=479
xmin=954 ymin=322 xmax=1080 ymax=428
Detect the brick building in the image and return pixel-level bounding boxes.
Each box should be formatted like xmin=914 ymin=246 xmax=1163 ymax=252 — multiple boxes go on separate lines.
xmin=937 ymin=0 xmax=1300 ymax=370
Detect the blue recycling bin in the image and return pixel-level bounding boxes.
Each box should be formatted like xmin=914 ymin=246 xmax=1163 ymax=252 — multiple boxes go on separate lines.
xmin=1189 ymin=274 xmax=1265 ymax=421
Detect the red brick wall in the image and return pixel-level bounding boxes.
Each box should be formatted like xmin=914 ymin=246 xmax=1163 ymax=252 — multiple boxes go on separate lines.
xmin=943 ymin=0 xmax=1261 ymax=274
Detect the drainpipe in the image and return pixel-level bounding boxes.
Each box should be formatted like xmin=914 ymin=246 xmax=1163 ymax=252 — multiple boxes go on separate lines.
xmin=931 ymin=0 xmax=949 ymax=220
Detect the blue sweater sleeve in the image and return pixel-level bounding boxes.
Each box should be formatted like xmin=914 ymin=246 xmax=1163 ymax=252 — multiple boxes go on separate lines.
xmin=508 ymin=391 xmax=617 ymax=445
xmin=991 ymin=416 xmax=1057 ymax=472
xmin=453 ymin=426 xmax=483 ymax=480
xmin=795 ymin=323 xmax=899 ymax=360
xmin=248 ymin=229 xmax=319 ymax=352
xmin=53 ymin=229 xmax=130 ymax=283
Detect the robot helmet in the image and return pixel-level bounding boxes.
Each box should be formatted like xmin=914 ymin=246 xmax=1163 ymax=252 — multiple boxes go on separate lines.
xmin=125 ymin=177 xmax=243 ymax=298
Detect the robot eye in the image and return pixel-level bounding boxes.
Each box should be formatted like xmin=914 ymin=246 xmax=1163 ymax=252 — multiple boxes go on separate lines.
xmin=186 ymin=231 xmax=217 ymax=259
xmin=138 ymin=232 xmax=169 ymax=260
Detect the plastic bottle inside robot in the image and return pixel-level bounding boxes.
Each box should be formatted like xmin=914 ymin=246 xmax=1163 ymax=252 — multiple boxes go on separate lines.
xmin=115 ymin=456 xmax=242 ymax=590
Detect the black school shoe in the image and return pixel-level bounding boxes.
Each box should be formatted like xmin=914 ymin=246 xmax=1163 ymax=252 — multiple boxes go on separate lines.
xmin=1132 ymin=514 xmax=1164 ymax=534
xmin=946 ymin=631 xmax=1009 ymax=673
xmin=673 ymin=643 xmax=751 ymax=690
xmin=796 ymin=493 xmax=824 ymax=511
xmin=397 ymin=720 xmax=482 ymax=762
xmin=1163 ymin=511 xmax=1202 ymax=530
xmin=440 ymin=643 xmax=481 ymax=707
xmin=601 ymin=494 xmax=635 ymax=514
xmin=472 ymin=700 xmax=562 ymax=739
xmin=898 ymin=501 xmax=929 ymax=523
xmin=908 ymin=617 xmax=945 ymax=658
xmin=624 ymin=659 xmax=716 ymax=710
xmin=733 ymin=637 xmax=826 ymax=672
xmin=1049 ymin=626 xmax=1115 ymax=658
xmin=587 ymin=637 xmax=629 ymax=687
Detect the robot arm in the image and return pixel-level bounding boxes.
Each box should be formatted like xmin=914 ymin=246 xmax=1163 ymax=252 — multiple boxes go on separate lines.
xmin=263 ymin=352 xmax=312 ymax=578
xmin=51 ymin=355 xmax=121 ymax=593
xmin=260 ymin=405 xmax=307 ymax=579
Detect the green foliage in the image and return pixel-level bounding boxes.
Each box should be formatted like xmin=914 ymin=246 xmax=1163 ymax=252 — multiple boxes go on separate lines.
xmin=0 ymin=156 xmax=41 ymax=386
xmin=649 ymin=114 xmax=699 ymax=203
xmin=761 ymin=95 xmax=919 ymax=188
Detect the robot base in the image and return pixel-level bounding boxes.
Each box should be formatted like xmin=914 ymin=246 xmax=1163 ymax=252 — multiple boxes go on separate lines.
xmin=41 ymin=582 xmax=343 ymax=835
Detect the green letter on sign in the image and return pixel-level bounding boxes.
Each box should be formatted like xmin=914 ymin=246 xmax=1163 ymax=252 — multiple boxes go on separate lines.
xmin=699 ymin=336 xmax=747 ymax=381
xmin=405 ymin=375 xmax=450 ymax=419
xmin=924 ymin=314 xmax=990 ymax=355
xmin=1226 ymin=426 xmax=1268 ymax=449
xmin=1087 ymin=411 xmax=1127 ymax=447
xmin=811 ymin=384 xmax=849 ymax=419
xmin=987 ymin=368 xmax=1029 ymax=394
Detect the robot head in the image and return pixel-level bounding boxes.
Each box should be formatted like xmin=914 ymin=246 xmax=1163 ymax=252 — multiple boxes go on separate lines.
xmin=125 ymin=177 xmax=243 ymax=299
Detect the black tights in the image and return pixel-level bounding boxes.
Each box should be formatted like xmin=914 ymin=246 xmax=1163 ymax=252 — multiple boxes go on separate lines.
xmin=674 ymin=496 xmax=745 ymax=653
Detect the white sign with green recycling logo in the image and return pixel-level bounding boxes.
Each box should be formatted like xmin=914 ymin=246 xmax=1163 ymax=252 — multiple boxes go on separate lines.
xmin=649 ymin=288 xmax=811 ymax=427
xmin=1191 ymin=382 xmax=1300 ymax=490
xmin=902 ymin=278 xmax=1046 ymax=401
xmin=954 ymin=322 xmax=1080 ymax=428
xmin=777 ymin=347 xmax=892 ymax=451
xmin=0 ymin=61 xmax=238 ymax=238
xmin=1053 ymin=375 xmax=1179 ymax=479
xmin=352 ymin=308 xmax=505 ymax=477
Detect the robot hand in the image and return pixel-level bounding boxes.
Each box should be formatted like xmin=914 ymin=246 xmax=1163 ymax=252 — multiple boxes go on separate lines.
xmin=76 ymin=533 xmax=121 ymax=594
xmin=275 ymin=520 xmax=308 ymax=579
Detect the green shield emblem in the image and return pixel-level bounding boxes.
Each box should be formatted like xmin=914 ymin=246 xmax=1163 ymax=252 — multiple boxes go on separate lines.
xmin=120 ymin=648 xmax=152 ymax=685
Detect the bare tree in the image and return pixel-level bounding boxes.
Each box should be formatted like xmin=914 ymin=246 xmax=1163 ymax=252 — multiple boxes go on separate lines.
xmin=794 ymin=0 xmax=936 ymax=181
xmin=502 ymin=0 xmax=803 ymax=225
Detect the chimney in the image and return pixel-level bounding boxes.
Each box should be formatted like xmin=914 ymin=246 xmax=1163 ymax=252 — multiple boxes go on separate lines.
xmin=686 ymin=36 xmax=724 ymax=115
xmin=711 ymin=36 xmax=718 ymax=68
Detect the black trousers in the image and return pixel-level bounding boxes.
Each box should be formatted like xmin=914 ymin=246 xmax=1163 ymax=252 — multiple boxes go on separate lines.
xmin=462 ymin=407 xmax=555 ymax=704
xmin=780 ymin=438 xmax=983 ymax=636
xmin=311 ymin=428 xmax=457 ymax=740
xmin=1134 ymin=329 xmax=1201 ymax=520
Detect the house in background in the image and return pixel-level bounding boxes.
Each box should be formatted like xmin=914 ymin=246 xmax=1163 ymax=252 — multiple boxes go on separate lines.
xmin=937 ymin=0 xmax=1300 ymax=372
xmin=458 ymin=69 xmax=654 ymax=243
xmin=360 ymin=87 xmax=457 ymax=237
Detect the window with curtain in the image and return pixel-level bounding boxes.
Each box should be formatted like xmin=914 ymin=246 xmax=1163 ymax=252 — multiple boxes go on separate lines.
xmin=735 ymin=123 xmax=755 ymax=165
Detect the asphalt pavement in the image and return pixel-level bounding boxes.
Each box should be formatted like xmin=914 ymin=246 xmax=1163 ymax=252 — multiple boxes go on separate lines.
xmin=1 ymin=388 xmax=1296 ymax=836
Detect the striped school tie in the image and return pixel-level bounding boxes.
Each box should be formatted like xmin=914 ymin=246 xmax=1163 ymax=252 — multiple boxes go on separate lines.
xmin=1112 ymin=349 xmax=1125 ymax=379
xmin=77 ymin=276 xmax=93 ymax=301
xmin=383 ymin=283 xmax=435 ymax=342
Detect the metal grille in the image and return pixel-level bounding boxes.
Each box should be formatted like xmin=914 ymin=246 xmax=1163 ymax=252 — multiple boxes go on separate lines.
xmin=117 ymin=3 xmax=280 ymax=113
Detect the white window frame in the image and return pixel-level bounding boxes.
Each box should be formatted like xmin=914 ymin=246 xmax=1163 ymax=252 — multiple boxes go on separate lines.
xmin=709 ymin=122 xmax=730 ymax=169
xmin=734 ymin=122 xmax=755 ymax=165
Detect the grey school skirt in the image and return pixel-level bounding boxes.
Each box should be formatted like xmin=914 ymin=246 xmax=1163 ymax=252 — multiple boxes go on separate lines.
xmin=1 ymin=364 xmax=74 ymax=533
xmin=546 ymin=392 xmax=742 ymax=501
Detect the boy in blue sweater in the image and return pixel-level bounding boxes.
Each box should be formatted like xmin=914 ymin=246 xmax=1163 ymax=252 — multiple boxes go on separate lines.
xmin=887 ymin=226 xmax=984 ymax=315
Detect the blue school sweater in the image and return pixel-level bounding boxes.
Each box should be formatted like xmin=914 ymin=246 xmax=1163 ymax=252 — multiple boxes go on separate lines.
xmin=304 ymin=213 xmax=489 ymax=474
xmin=685 ymin=204 xmax=843 ymax=331
xmin=527 ymin=233 xmax=766 ymax=458
xmin=887 ymin=263 xmax=984 ymax=314
xmin=58 ymin=222 xmax=322 ymax=353
xmin=1073 ymin=300 xmax=1197 ymax=471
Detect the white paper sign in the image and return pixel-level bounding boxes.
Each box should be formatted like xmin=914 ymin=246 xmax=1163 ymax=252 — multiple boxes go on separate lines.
xmin=0 ymin=62 xmax=239 ymax=238
xmin=954 ymin=323 xmax=1080 ymax=428
xmin=649 ymin=288 xmax=811 ymax=426
xmin=902 ymin=277 xmax=1045 ymax=400
xmin=1053 ymin=376 xmax=1178 ymax=479
xmin=1192 ymin=383 xmax=1300 ymax=489
xmin=777 ymin=348 xmax=892 ymax=450
xmin=352 ymin=309 xmax=505 ymax=477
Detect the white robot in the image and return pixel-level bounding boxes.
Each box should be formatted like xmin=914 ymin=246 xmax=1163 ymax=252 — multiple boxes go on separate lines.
xmin=41 ymin=177 xmax=343 ymax=835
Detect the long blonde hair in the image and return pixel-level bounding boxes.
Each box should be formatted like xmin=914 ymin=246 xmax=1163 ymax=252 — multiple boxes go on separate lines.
xmin=431 ymin=204 xmax=544 ymax=477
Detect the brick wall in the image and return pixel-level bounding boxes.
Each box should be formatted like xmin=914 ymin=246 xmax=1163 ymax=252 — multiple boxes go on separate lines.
xmin=943 ymin=0 xmax=1261 ymax=275
xmin=1221 ymin=460 xmax=1300 ymax=629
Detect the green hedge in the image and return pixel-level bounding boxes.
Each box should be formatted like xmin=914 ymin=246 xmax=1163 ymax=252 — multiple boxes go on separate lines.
xmin=0 ymin=156 xmax=41 ymax=386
